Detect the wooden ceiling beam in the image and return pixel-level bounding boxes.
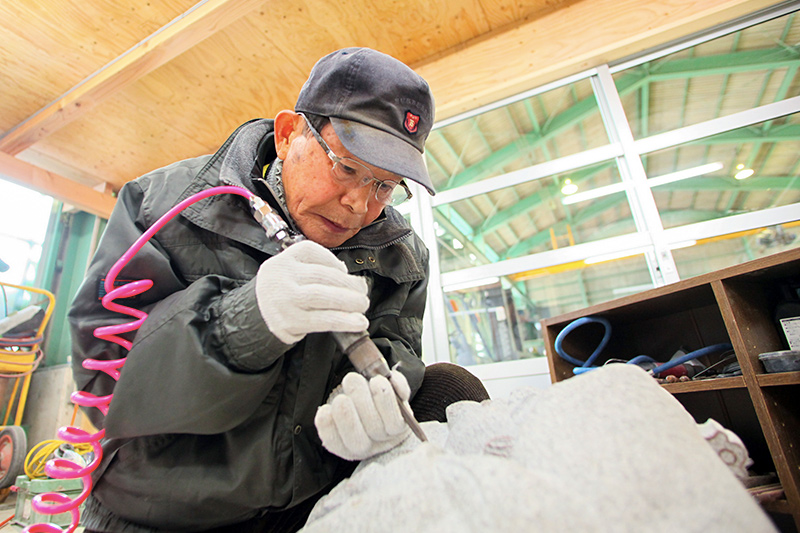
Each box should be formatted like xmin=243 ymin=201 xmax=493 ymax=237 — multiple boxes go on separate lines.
xmin=417 ymin=0 xmax=778 ymax=122
xmin=0 ymin=0 xmax=778 ymax=219
xmin=0 ymin=151 xmax=115 ymax=218
xmin=0 ymin=0 xmax=265 ymax=156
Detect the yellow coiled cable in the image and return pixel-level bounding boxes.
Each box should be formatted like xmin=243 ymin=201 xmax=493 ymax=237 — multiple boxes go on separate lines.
xmin=24 ymin=439 xmax=94 ymax=480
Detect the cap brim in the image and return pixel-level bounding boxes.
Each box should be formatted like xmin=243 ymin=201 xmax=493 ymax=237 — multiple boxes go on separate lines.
xmin=330 ymin=118 xmax=435 ymax=196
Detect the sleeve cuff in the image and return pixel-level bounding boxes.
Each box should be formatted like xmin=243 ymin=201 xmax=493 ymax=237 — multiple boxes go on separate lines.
xmin=218 ymin=277 xmax=296 ymax=371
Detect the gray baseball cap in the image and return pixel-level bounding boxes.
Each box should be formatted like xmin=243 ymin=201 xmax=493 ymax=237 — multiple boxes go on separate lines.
xmin=295 ymin=48 xmax=436 ymax=195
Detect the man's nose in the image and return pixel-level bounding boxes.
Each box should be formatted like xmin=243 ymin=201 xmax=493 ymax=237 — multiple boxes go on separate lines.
xmin=340 ymin=182 xmax=373 ymax=214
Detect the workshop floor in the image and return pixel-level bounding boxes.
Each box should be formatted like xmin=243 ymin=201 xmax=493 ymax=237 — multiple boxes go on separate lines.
xmin=0 ymin=492 xmax=22 ymax=531
xmin=0 ymin=491 xmax=85 ymax=532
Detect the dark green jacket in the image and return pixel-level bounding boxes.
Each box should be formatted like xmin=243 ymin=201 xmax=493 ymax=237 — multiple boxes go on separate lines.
xmin=68 ymin=119 xmax=428 ymax=531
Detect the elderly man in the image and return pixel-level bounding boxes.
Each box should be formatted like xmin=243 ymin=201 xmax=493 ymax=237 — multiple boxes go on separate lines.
xmin=68 ymin=47 xmax=488 ymax=533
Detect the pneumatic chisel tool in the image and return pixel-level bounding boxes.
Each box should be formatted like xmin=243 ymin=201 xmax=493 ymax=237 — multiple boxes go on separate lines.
xmin=250 ymin=195 xmax=428 ymax=442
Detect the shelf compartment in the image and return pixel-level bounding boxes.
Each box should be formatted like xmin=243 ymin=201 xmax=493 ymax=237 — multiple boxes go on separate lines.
xmin=678 ymin=388 xmax=774 ymax=475
xmin=759 ymin=385 xmax=800 ymax=524
xmin=713 ymin=278 xmax=787 ymax=380
xmin=661 ymin=375 xmax=746 ymax=393
xmin=543 ymin=283 xmax=732 ymax=384
xmin=761 ymin=497 xmax=791 ymax=516
xmin=542 ymin=248 xmax=800 ymax=529
xmin=758 ymin=371 xmax=800 ymax=387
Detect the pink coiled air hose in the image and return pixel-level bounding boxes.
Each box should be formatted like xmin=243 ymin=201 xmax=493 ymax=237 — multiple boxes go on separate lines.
xmin=23 ymin=186 xmax=253 ymax=533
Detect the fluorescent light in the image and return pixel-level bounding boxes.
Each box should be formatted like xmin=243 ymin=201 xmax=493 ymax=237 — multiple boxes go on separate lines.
xmin=647 ymin=162 xmax=724 ymax=187
xmin=562 ymin=162 xmax=723 ymax=205
xmin=562 ymin=182 xmax=626 ymax=205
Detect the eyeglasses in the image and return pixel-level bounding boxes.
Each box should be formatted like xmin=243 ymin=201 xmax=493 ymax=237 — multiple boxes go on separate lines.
xmin=299 ymin=113 xmax=412 ymax=206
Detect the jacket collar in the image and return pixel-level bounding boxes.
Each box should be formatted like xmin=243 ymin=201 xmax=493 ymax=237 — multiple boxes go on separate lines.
xmin=334 ymin=207 xmax=410 ymax=252
xmin=179 ymin=119 xmax=283 ymax=254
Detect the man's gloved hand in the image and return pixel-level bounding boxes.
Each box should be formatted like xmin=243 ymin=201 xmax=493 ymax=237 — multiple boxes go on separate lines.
xmin=315 ymin=370 xmax=412 ymax=461
xmin=255 ymin=240 xmax=369 ymax=345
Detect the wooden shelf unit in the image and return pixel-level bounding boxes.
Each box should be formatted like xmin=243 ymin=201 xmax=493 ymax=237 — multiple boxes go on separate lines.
xmin=541 ymin=247 xmax=800 ymax=530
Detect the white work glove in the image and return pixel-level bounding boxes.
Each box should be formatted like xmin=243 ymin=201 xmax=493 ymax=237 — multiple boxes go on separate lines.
xmin=315 ymin=370 xmax=412 ymax=461
xmin=255 ymin=240 xmax=369 ymax=345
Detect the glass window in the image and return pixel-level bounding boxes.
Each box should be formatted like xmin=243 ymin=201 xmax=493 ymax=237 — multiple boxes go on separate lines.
xmin=444 ymin=279 xmax=536 ymax=366
xmin=0 ymin=180 xmax=54 ymax=313
xmin=434 ymin=160 xmax=637 ymax=273
xmin=434 ymin=205 xmax=495 ymax=273
xmin=643 ymin=116 xmax=800 ymax=229
xmin=423 ymin=8 xmax=800 ymax=368
xmin=672 ymin=221 xmax=800 ymax=279
xmin=515 ymin=253 xmax=654 ymax=316
xmin=443 ymin=254 xmax=652 ymax=365
xmin=425 ymin=77 xmax=608 ymax=194
xmin=616 ymin=12 xmax=800 ymax=139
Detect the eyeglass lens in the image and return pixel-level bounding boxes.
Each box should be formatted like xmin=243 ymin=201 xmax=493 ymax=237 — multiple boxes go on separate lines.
xmin=302 ymin=113 xmax=410 ymax=206
xmin=331 ymin=161 xmax=407 ymax=205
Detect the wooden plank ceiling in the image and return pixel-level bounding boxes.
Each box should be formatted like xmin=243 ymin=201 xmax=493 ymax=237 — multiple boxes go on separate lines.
xmin=0 ymin=0 xmax=776 ymax=218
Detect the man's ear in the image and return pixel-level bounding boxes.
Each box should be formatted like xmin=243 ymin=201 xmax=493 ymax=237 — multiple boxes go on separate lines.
xmin=274 ymin=111 xmax=304 ymax=159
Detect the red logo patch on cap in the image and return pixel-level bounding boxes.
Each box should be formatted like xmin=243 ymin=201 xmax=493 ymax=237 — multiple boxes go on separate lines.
xmin=404 ymin=111 xmax=420 ymax=134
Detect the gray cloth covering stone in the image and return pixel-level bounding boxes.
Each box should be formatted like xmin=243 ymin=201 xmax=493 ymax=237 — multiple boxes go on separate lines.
xmin=301 ymin=364 xmax=776 ymax=532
